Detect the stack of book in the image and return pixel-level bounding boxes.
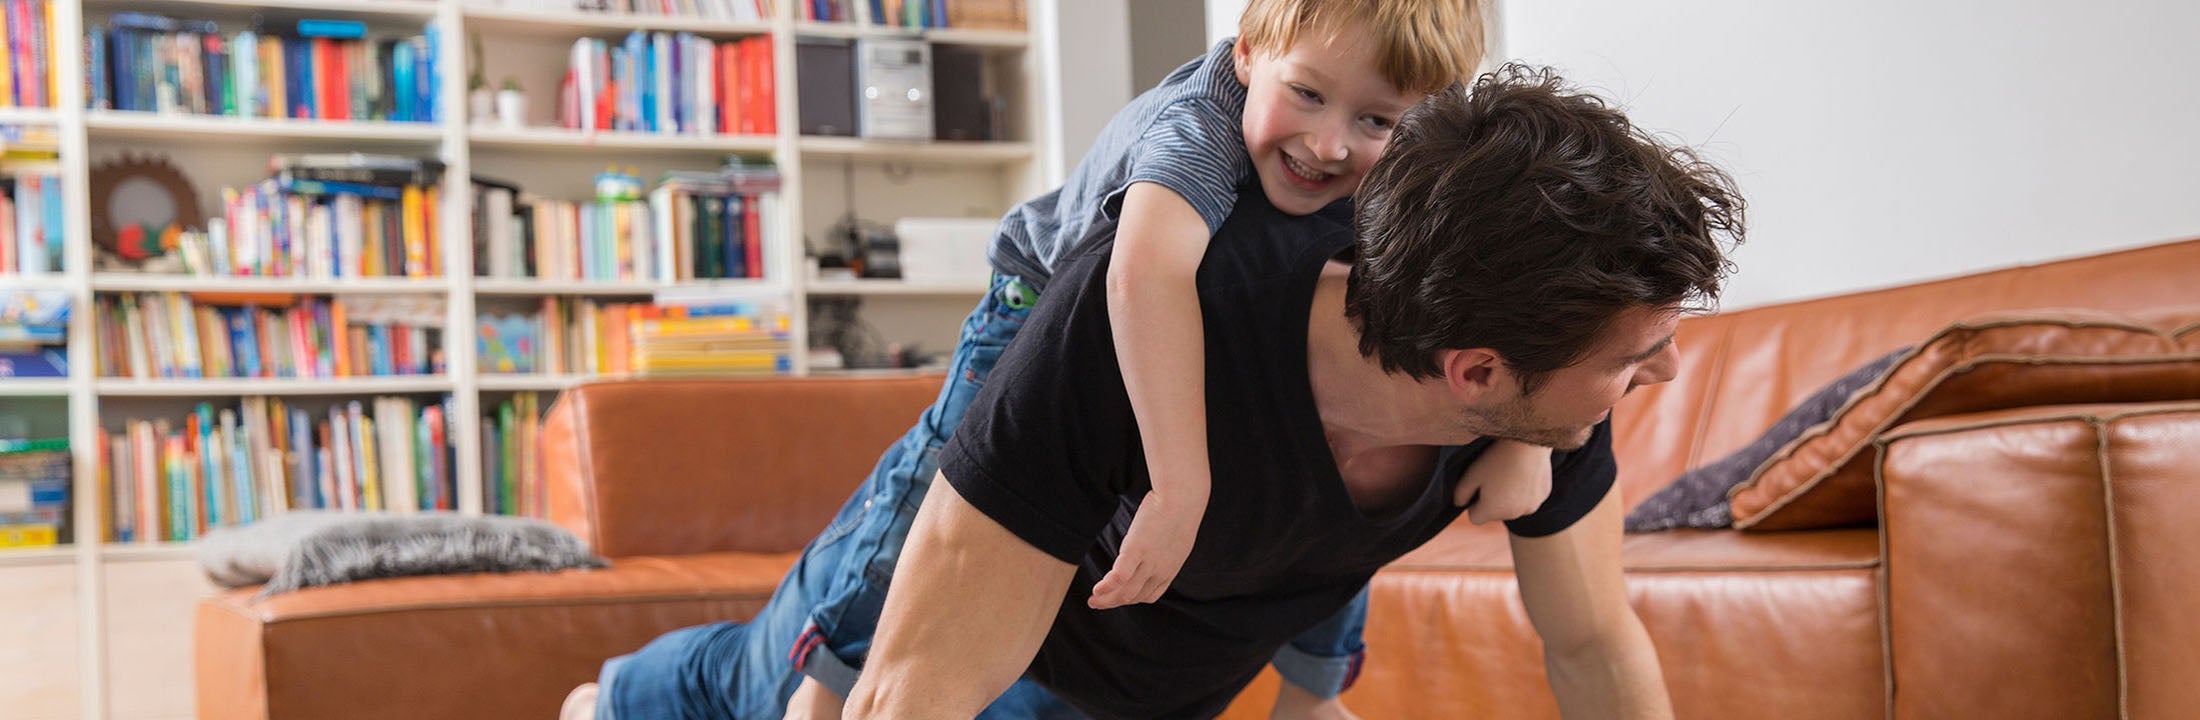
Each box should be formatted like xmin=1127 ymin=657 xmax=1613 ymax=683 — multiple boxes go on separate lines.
xmin=187 ymin=153 xmax=445 ymax=279
xmin=0 ymin=287 xmax=64 ymax=378
xmin=630 ymin=292 xmax=789 ymax=375
xmin=0 ymin=438 xmax=68 ymax=548
xmin=101 ymin=396 xmax=458 ymax=543
xmin=89 ymin=14 xmax=443 ymax=122
xmin=471 ymin=161 xmax=782 ymax=282
xmin=557 ymin=31 xmax=774 ymax=136
xmin=94 ymin=292 xmax=445 ymax=380
xmin=478 ymin=391 xmax=543 ymax=517
xmin=0 ymin=0 xmax=56 ymax=109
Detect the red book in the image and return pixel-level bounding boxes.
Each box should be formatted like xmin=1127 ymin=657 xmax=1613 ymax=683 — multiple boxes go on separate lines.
xmin=313 ymin=38 xmax=345 ymax=120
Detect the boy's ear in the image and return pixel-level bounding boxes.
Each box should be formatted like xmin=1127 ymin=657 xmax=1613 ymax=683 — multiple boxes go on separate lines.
xmin=1232 ymin=37 xmax=1254 ymax=86
xmin=1439 ymin=348 xmax=1506 ymax=404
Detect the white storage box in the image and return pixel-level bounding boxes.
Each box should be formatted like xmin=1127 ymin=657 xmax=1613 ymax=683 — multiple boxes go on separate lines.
xmin=893 ymin=217 xmax=996 ymax=285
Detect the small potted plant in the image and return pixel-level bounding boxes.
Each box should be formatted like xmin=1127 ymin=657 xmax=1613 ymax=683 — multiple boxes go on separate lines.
xmin=469 ymin=32 xmax=495 ymax=126
xmin=497 ymin=77 xmax=527 ymax=129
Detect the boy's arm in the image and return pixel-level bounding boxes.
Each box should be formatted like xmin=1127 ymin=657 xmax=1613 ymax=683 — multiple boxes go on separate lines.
xmin=1452 ymin=439 xmax=1556 ymax=525
xmin=1087 ymin=180 xmax=1216 ymax=610
xmin=1509 ymin=489 xmax=1673 ymax=719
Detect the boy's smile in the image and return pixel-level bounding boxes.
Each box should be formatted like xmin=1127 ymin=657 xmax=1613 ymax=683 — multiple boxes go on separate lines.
xmin=1233 ymin=21 xmax=1422 ymax=216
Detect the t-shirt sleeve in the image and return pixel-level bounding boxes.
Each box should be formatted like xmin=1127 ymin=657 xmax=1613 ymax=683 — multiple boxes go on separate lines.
xmin=1100 ymin=98 xmax=1251 ymax=234
xmin=1503 ymin=418 xmax=1619 ymax=538
xmin=938 ymin=254 xmax=1139 ymax=564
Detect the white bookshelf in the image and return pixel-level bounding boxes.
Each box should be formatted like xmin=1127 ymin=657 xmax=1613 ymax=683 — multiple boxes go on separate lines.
xmin=0 ymin=1 xmax=1057 ymax=717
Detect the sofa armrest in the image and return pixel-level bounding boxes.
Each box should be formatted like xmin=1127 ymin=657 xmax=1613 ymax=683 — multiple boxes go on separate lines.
xmin=541 ymin=376 xmax=943 ymax=558
xmin=1876 ymin=400 xmax=2200 ymax=719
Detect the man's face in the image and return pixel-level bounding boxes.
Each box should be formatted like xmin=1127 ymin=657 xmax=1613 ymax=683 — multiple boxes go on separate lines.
xmin=1458 ymin=305 xmax=1682 ymax=450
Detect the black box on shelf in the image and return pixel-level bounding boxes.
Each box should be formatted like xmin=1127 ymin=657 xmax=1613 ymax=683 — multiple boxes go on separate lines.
xmin=932 ymin=45 xmax=993 ymax=141
xmin=797 ymin=38 xmax=858 ymax=137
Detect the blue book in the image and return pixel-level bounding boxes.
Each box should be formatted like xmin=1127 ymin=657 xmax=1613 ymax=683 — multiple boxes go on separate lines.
xmin=196 ymin=404 xmax=222 ymax=528
xmin=421 ymin=21 xmax=441 ymax=123
xmin=87 ymin=28 xmax=107 ymax=109
xmin=229 ymin=421 xmax=255 ymax=524
xmin=290 ymin=407 xmax=316 ymax=509
xmin=0 ymin=348 xmax=66 ymax=378
xmin=227 ymin=308 xmax=262 ymax=377
xmin=279 ymin=178 xmax=404 ymax=200
xmin=41 ymin=174 xmax=62 ymax=271
xmin=296 ymin=20 xmax=366 ymax=40
xmin=366 ymin=325 xmax=391 ymax=376
xmin=391 ymin=40 xmax=415 ymax=122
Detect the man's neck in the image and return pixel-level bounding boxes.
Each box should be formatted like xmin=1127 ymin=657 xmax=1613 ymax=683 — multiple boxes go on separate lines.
xmin=1303 ymin=262 xmax=1472 ymax=461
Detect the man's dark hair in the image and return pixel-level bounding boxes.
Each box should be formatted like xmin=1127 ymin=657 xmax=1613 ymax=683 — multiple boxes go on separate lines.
xmin=1345 ymin=63 xmax=1744 ymax=395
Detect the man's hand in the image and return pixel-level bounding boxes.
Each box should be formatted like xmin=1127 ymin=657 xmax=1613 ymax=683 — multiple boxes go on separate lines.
xmin=1270 ymin=679 xmax=1362 ymax=720
xmin=1453 ymin=439 xmax=1555 ymax=525
xmin=1090 ymin=488 xmax=1206 ymax=609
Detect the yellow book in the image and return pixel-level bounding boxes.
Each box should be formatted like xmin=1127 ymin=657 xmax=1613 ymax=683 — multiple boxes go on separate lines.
xmin=356 ymin=409 xmax=382 ymax=511
xmin=401 ymin=185 xmax=426 ymax=278
xmin=362 ymin=201 xmax=384 ymax=277
xmin=43 ymin=0 xmax=56 ymax=107
xmin=262 ymin=36 xmax=285 ymax=118
xmin=424 ymin=185 xmax=440 ymax=276
xmin=0 ymin=16 xmax=14 ymax=109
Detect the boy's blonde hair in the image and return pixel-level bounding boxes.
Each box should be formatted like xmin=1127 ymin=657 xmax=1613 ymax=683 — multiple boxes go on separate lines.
xmin=1238 ymin=0 xmax=1484 ymax=94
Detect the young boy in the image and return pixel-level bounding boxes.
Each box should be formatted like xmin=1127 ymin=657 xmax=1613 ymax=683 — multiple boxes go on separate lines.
xmin=565 ymin=2 xmax=1551 ymax=718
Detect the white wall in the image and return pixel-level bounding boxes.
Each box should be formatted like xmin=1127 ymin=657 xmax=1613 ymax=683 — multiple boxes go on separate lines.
xmin=1499 ymin=0 xmax=2200 ymax=309
xmin=1043 ymin=0 xmax=1134 ymax=173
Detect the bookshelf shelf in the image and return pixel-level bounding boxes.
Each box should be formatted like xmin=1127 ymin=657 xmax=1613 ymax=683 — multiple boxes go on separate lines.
xmin=806 ymin=279 xmax=989 ymax=296
xmin=84 ymin=110 xmax=445 ymax=144
xmin=477 ymin=373 xmax=588 ymax=391
xmin=798 ymin=137 xmax=1033 ymax=164
xmin=0 ymin=380 xmax=70 ymax=396
xmin=461 ymin=6 xmax=773 ymax=37
xmin=472 ymin=278 xmax=661 ymax=295
xmin=791 ymin=22 xmax=1027 ymax=48
xmin=0 ymin=107 xmax=58 ymax=125
xmin=91 ymin=274 xmax=452 ymax=294
xmin=82 ymin=0 xmax=443 ymax=19
xmin=469 ymin=126 xmax=779 ymax=155
xmin=95 ymin=376 xmax=457 ymax=396
xmin=98 ymin=543 xmax=201 ymax=562
xmin=0 ymin=546 xmax=77 ymax=567
xmin=0 ymin=273 xmax=69 ymax=290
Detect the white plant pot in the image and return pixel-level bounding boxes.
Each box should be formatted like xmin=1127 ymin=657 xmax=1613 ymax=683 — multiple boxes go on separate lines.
xmin=469 ymin=89 xmax=496 ymax=126
xmin=497 ymin=90 xmax=527 ymax=130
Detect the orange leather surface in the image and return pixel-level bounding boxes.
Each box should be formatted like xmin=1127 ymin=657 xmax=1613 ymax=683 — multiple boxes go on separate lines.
xmin=195 ymin=552 xmax=796 ymax=720
xmin=541 ymin=375 xmax=943 ymax=557
xmin=1881 ymin=402 xmax=2200 ymax=719
xmin=1731 ymin=307 xmax=2200 ymax=530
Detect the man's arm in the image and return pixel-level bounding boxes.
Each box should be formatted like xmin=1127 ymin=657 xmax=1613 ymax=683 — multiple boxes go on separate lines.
xmin=1509 ymin=488 xmax=1672 ymax=719
xmin=845 ymin=472 xmax=1078 ymax=719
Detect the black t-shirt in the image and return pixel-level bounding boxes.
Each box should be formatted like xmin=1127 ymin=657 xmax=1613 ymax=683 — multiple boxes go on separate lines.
xmin=938 ymin=184 xmax=1616 ymax=719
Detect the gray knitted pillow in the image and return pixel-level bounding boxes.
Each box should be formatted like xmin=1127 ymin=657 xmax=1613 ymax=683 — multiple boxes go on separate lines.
xmin=1624 ymin=347 xmax=1911 ymax=533
xmin=198 ymin=510 xmax=607 ymax=596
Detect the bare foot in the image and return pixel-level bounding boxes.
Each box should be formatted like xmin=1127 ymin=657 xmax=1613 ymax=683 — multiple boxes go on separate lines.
xmin=784 ymin=676 xmax=846 ymax=720
xmin=559 ymin=683 xmax=599 ymax=720
xmin=1271 ymin=680 xmax=1362 ymax=720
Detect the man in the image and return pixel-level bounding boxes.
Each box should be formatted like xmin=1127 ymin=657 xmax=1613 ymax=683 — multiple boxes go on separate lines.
xmin=842 ymin=65 xmax=1743 ymax=720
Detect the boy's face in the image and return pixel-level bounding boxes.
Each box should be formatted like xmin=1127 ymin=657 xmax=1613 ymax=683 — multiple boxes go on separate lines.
xmin=1233 ymin=24 xmax=1423 ymax=216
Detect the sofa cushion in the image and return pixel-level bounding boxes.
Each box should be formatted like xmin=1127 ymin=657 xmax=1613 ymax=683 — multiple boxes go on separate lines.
xmin=1728 ymin=307 xmax=2200 ymax=530
xmin=1624 ymin=348 xmax=1909 ymax=532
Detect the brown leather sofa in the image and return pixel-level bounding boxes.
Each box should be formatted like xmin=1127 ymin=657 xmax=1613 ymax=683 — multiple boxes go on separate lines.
xmin=196 ymin=238 xmax=2200 ymax=719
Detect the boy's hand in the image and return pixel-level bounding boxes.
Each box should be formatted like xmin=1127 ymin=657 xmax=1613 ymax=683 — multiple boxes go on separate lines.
xmin=1089 ymin=489 xmax=1206 ymax=609
xmin=1452 ymin=439 xmax=1555 ymax=525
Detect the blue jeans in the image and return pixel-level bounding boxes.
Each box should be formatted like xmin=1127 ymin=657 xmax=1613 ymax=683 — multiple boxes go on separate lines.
xmin=598 ymin=275 xmax=1368 ymax=719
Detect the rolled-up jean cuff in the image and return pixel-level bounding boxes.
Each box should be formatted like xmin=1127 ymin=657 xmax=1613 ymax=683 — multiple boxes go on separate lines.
xmin=594 ymin=654 xmax=628 ymax=720
xmin=1271 ymin=644 xmax=1364 ymax=698
xmin=797 ymin=636 xmax=865 ymax=699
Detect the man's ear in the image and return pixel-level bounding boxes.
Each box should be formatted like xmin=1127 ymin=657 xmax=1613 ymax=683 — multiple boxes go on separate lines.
xmin=1232 ymin=37 xmax=1254 ymax=87
xmin=1439 ymin=348 xmax=1506 ymax=403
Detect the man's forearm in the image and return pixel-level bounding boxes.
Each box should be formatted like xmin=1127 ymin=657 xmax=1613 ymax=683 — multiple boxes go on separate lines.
xmin=1542 ymin=610 xmax=1672 ymax=720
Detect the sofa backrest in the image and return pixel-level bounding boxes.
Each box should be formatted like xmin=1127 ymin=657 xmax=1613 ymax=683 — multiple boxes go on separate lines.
xmin=1610 ymin=236 xmax=2200 ymax=507
xmin=541 ymin=375 xmax=943 ymax=557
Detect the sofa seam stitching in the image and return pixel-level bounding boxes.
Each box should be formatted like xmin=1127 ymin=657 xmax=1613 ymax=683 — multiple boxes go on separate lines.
xmin=2096 ymin=417 xmax=2128 ymax=719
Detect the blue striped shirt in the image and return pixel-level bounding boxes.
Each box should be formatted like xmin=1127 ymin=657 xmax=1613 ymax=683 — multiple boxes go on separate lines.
xmin=988 ymin=39 xmax=1250 ymax=291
